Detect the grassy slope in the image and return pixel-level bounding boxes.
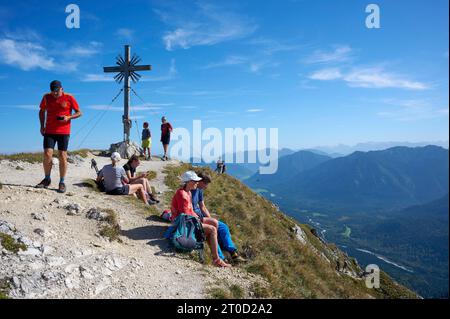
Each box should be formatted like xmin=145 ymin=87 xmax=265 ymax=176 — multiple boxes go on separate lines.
xmin=164 ymin=163 xmax=417 ymax=299
xmin=0 ymin=149 xmax=92 ymax=163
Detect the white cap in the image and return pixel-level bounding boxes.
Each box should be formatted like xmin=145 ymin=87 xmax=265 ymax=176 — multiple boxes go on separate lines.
xmin=181 ymin=171 xmax=202 ymax=183
xmin=111 ymin=152 xmax=121 ymax=162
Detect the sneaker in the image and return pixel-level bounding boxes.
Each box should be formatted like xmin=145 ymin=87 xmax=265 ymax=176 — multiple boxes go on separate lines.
xmin=148 ymin=193 xmax=160 ymax=203
xmin=57 ymin=182 xmax=66 ymax=193
xmin=231 ymin=251 xmax=246 ymax=263
xmin=36 ymin=178 xmax=51 ymax=189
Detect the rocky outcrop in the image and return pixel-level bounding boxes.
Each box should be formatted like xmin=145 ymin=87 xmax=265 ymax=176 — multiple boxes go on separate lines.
xmin=109 ymin=141 xmax=143 ymax=159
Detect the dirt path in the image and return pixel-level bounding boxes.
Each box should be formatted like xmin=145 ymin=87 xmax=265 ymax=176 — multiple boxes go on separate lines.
xmin=0 ymin=155 xmax=264 ymax=299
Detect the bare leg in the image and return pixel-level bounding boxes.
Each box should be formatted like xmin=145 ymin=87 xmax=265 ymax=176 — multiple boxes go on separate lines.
xmin=58 ymin=150 xmax=68 ymax=179
xmin=43 ymin=148 xmax=53 ymax=176
xmin=128 ymin=184 xmax=148 ymax=205
xmin=202 ymin=224 xmax=219 ymax=260
xmin=129 ymin=178 xmax=148 ymax=193
xmin=202 ymin=217 xmax=218 ymax=229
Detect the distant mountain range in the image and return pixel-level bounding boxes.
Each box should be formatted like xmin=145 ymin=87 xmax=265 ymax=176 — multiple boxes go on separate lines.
xmin=190 ymin=148 xmax=296 ymax=180
xmin=311 ymin=141 xmax=449 ymax=156
xmin=241 ymin=144 xmax=448 ymax=298
xmin=245 ymin=150 xmax=331 ymax=189
xmin=269 ymin=145 xmax=449 ymax=214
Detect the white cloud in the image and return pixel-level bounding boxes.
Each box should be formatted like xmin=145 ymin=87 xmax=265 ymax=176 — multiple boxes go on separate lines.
xmin=378 ymin=99 xmax=448 ymax=121
xmin=142 ymin=59 xmax=177 ymax=82
xmin=303 ymin=45 xmax=353 ymax=64
xmin=0 ymin=104 xmax=37 ymax=110
xmin=87 ymin=105 xmax=123 ymax=112
xmin=87 ymin=103 xmax=172 ymax=112
xmin=246 ymin=108 xmax=263 ymax=112
xmin=82 ymin=74 xmax=115 ymax=82
xmin=116 ymin=28 xmax=134 ymax=41
xmin=69 ymin=41 xmax=102 ymax=57
xmin=308 ymin=68 xmax=342 ymax=80
xmin=203 ymin=56 xmax=248 ymax=69
xmin=159 ymin=3 xmax=256 ymax=51
xmin=343 ymin=67 xmax=428 ymax=90
xmin=0 ymin=38 xmax=56 ymax=71
xmin=308 ymin=66 xmax=428 ymax=90
xmin=248 ymin=37 xmax=305 ymax=55
xmin=0 ymin=37 xmax=78 ymax=72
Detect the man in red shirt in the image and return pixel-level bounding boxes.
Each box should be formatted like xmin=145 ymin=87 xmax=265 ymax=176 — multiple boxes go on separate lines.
xmin=160 ymin=116 xmax=173 ymax=161
xmin=36 ymin=80 xmax=82 ymax=193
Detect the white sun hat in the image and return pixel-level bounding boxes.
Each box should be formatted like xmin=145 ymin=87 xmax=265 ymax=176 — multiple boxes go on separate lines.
xmin=181 ymin=171 xmax=202 ymax=183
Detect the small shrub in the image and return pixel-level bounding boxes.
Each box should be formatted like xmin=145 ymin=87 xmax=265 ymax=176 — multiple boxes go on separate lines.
xmin=0 ymin=233 xmax=27 ymax=253
xmin=146 ymin=171 xmax=157 ymax=181
xmin=0 ymin=277 xmax=11 ymax=299
xmin=98 ymin=209 xmax=122 ymax=243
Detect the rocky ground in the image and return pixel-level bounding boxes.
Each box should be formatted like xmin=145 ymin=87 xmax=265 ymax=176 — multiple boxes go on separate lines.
xmin=0 ymin=154 xmax=266 ymax=299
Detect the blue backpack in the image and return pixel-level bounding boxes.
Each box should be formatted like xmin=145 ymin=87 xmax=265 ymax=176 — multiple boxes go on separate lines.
xmin=170 ymin=214 xmax=205 ymax=252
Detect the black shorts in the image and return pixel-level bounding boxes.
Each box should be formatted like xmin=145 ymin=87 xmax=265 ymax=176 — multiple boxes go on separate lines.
xmin=43 ymin=134 xmax=70 ymax=151
xmin=161 ymin=134 xmax=170 ymax=145
xmin=106 ymin=185 xmax=130 ymax=195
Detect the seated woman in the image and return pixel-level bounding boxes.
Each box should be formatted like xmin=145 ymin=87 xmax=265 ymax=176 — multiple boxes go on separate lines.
xmin=123 ymin=155 xmax=159 ymax=204
xmin=192 ymin=173 xmax=245 ymax=263
xmin=171 ymin=171 xmax=231 ymax=268
xmin=97 ymin=152 xmax=149 ymax=205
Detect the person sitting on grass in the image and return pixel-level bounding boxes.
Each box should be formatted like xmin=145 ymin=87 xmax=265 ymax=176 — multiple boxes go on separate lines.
xmin=170 ymin=171 xmax=231 ymax=268
xmin=97 ymin=152 xmax=150 ymax=206
xmin=123 ymin=155 xmax=159 ymax=204
xmin=192 ymin=172 xmax=245 ymax=263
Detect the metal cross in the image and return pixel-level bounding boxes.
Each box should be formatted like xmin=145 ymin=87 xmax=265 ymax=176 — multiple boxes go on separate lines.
xmin=103 ymin=45 xmax=151 ymax=143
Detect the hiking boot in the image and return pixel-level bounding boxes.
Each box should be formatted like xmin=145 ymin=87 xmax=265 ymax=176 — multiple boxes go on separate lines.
xmin=36 ymin=178 xmax=51 ymax=189
xmin=148 ymin=193 xmax=160 ymax=203
xmin=57 ymin=182 xmax=66 ymax=193
xmin=231 ymin=251 xmax=246 ymax=263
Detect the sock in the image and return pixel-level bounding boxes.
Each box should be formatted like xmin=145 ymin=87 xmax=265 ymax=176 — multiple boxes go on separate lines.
xmin=45 ymin=175 xmax=51 ymax=180
xmin=59 ymin=177 xmax=65 ymax=184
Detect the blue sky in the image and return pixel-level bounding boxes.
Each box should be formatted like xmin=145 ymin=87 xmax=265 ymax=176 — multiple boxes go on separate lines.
xmin=0 ymin=0 xmax=448 ymax=155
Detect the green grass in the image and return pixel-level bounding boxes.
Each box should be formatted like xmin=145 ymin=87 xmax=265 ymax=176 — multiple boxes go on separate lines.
xmin=0 ymin=278 xmax=11 ymax=299
xmin=342 ymin=226 xmax=352 ymax=238
xmin=145 ymin=170 xmax=157 ymax=181
xmin=97 ymin=209 xmax=122 ymax=243
xmin=163 ymin=164 xmax=417 ymax=299
xmin=0 ymin=233 xmax=27 ymax=253
xmin=253 ymin=188 xmax=269 ymax=194
xmin=208 ymin=284 xmax=245 ymax=299
xmin=0 ymin=149 xmax=92 ymax=164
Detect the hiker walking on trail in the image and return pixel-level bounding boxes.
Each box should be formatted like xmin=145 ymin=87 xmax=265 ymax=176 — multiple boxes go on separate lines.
xmin=36 ymin=80 xmax=82 ymax=193
xmin=141 ymin=122 xmax=152 ymax=160
xmin=160 ymin=116 xmax=173 ymax=161
xmin=170 ymin=171 xmax=231 ymax=268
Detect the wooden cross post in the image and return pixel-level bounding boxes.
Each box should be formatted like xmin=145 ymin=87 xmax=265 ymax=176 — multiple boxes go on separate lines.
xmin=103 ymin=45 xmax=151 ymax=143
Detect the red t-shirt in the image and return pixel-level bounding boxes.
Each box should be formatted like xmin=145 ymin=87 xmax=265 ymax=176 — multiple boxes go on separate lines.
xmin=170 ymin=188 xmax=198 ymax=221
xmin=161 ymin=122 xmax=173 ymax=137
xmin=39 ymin=92 xmax=80 ymax=135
